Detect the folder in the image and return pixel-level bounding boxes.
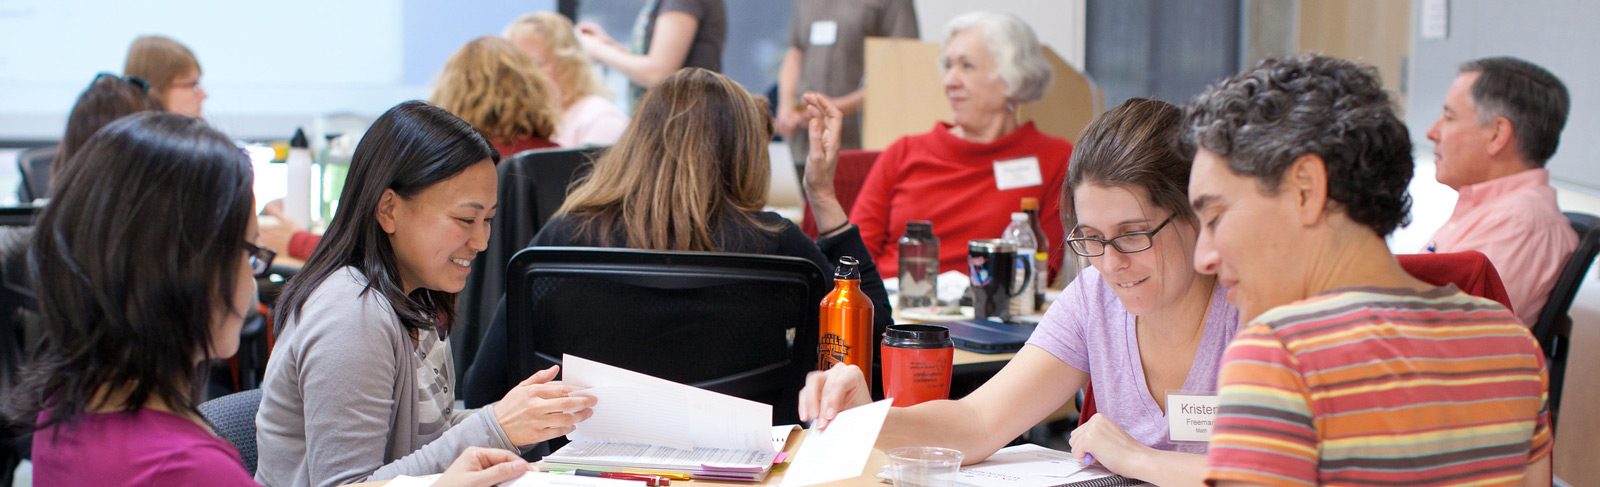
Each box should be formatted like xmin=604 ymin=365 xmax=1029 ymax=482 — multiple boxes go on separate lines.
xmin=536 ymin=355 xmax=784 ymax=482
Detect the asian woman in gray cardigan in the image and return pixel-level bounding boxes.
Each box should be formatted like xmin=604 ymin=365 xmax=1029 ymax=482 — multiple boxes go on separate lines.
xmin=256 ymin=101 xmax=596 ymax=487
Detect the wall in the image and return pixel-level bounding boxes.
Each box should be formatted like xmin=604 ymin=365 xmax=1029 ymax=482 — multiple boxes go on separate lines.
xmin=912 ymin=0 xmax=1086 ymax=70
xmin=0 ymin=0 xmax=555 ymax=141
xmin=1406 ymin=0 xmax=1600 ymax=192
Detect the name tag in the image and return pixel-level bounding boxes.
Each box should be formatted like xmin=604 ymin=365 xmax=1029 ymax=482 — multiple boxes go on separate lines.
xmin=810 ymin=21 xmax=838 ymax=46
xmin=993 ymin=157 xmax=1043 ymax=190
xmin=1166 ymin=393 xmax=1219 ymax=442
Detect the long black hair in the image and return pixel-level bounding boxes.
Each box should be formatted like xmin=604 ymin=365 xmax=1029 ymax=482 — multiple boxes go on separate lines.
xmin=273 ymin=101 xmax=498 ymax=334
xmin=4 ymin=112 xmax=254 ymax=429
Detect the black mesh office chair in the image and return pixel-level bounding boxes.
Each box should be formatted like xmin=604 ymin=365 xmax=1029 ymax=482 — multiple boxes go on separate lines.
xmin=503 ymin=247 xmax=825 ymax=425
xmin=16 ymin=145 xmax=56 ymax=203
xmin=1531 ymin=212 xmax=1600 ymax=429
xmin=198 ymin=388 xmax=264 ymax=475
xmin=453 ymin=147 xmax=603 ymax=384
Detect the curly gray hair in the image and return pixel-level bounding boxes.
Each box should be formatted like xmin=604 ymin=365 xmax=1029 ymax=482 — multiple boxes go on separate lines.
xmin=1179 ymin=54 xmax=1413 ymax=236
xmin=942 ymin=12 xmax=1053 ymax=104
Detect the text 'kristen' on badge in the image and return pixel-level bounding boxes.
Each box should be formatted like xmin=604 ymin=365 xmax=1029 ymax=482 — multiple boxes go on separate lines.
xmin=1166 ymin=392 xmax=1219 ymax=443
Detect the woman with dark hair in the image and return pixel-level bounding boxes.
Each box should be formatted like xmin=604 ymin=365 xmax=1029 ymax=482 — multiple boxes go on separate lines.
xmin=50 ymin=73 xmax=157 ymax=181
xmin=5 ymin=112 xmax=531 ymax=487
xmin=800 ymin=98 xmax=1240 ymax=487
xmin=257 ymin=101 xmax=594 ymax=487
xmin=463 ymin=69 xmax=892 ymax=407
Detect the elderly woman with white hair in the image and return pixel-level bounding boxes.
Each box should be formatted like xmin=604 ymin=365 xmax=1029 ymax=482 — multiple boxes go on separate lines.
xmin=848 ymin=11 xmax=1071 ymax=282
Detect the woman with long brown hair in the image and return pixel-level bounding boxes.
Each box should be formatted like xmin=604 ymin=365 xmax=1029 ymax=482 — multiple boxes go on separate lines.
xmin=431 ymin=36 xmax=563 ymax=158
xmin=464 ymin=68 xmax=892 ymax=406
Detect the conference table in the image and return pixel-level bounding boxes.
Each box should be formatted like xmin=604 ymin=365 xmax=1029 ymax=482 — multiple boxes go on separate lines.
xmin=350 ymin=427 xmax=887 ymax=487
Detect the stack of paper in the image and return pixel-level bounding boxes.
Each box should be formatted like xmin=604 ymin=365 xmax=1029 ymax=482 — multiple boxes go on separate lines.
xmin=536 ymin=355 xmax=784 ymax=481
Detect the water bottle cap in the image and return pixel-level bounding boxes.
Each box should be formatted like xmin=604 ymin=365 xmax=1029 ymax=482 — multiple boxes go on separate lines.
xmin=1011 ymin=212 xmax=1028 ymax=222
xmin=835 ymin=256 xmax=861 ymax=280
xmin=905 ymin=220 xmax=934 ymax=237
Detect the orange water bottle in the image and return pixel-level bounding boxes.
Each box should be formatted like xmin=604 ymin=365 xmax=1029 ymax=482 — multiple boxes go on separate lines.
xmin=819 ymin=256 xmax=875 ymax=389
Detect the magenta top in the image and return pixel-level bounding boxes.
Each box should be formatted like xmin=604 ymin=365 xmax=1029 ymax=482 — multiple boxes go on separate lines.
xmin=32 ymin=408 xmax=258 ymax=486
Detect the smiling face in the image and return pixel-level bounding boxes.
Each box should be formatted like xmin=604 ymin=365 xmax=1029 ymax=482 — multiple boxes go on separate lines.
xmin=941 ymin=29 xmax=1011 ymax=128
xmin=381 ymin=159 xmax=498 ymax=294
xmin=1188 ymin=149 xmax=1307 ymax=322
xmin=1426 ymin=72 xmax=1498 ymax=191
xmin=1071 ymin=183 xmax=1203 ymax=317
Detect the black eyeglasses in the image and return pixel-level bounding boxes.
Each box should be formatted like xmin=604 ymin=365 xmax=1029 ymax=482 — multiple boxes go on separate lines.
xmin=92 ymin=72 xmax=150 ymax=95
xmin=242 ymin=241 xmax=278 ymax=278
xmin=1066 ymin=214 xmax=1175 ymax=257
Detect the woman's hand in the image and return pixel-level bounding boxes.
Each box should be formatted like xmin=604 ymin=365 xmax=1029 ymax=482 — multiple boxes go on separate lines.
xmin=799 ymin=92 xmax=851 ymax=237
xmin=257 ymin=198 xmax=305 ymax=256
xmin=796 ymin=363 xmax=873 ymax=430
xmin=432 ymin=447 xmax=533 ymax=487
xmin=574 ymin=22 xmax=621 ymax=54
xmin=492 ymin=365 xmax=598 ymax=446
xmin=776 ymin=104 xmax=806 ymax=140
xmin=1067 ymin=414 xmax=1153 ymax=475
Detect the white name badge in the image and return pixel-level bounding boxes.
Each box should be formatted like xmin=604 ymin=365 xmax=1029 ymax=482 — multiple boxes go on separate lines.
xmin=993 ymin=157 xmax=1043 ymax=190
xmin=1166 ymin=393 xmax=1220 ymax=443
xmin=810 ymin=20 xmax=838 ymax=46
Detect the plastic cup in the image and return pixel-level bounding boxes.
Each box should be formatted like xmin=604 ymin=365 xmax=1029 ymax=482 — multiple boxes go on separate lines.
xmin=887 ymin=446 xmax=964 ymax=487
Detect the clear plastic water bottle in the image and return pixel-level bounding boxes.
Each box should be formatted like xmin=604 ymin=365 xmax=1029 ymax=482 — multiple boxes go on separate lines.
xmin=897 ymin=221 xmax=940 ymax=309
xmin=1003 ymin=212 xmax=1038 ymax=315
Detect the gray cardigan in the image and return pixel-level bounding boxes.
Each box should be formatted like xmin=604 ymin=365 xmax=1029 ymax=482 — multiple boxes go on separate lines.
xmin=255 ymin=267 xmax=518 ymax=487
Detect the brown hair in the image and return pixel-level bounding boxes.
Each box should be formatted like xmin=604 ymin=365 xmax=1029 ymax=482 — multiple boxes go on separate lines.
xmin=556 ymin=68 xmax=777 ymax=251
xmin=505 ymin=11 xmax=609 ymax=107
xmin=52 ymin=75 xmax=157 ymax=181
xmin=122 ymin=36 xmax=200 ymax=111
xmin=430 ymin=36 xmax=561 ymax=144
xmin=1063 ymin=98 xmax=1195 ymax=233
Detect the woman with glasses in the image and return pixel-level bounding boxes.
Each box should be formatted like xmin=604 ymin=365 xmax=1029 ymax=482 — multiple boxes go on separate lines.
xmin=4 ymin=112 xmax=534 ymax=487
xmin=257 ymin=101 xmax=595 ymax=487
xmin=798 ymin=99 xmax=1238 ymax=487
xmin=124 ymin=35 xmax=207 ymax=118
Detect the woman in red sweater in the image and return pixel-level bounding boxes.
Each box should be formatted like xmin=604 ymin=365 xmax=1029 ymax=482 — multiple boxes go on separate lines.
xmin=849 ymin=12 xmax=1071 ymax=281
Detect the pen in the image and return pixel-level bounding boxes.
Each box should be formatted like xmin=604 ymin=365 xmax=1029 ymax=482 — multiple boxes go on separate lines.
xmin=1081 ymin=452 xmax=1095 ymax=466
xmin=574 ymin=469 xmax=669 ymax=486
xmin=623 ymin=472 xmax=692 ymax=481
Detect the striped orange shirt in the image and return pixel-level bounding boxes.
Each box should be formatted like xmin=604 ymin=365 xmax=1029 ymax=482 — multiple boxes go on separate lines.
xmin=1205 ymin=286 xmax=1551 ymax=487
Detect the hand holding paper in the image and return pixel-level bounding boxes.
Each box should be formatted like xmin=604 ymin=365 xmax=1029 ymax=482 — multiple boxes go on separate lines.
xmin=781 ymin=399 xmax=894 ymax=487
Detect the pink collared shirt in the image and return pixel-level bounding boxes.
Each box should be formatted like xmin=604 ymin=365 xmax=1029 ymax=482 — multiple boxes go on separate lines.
xmin=1429 ymin=168 xmax=1577 ymax=326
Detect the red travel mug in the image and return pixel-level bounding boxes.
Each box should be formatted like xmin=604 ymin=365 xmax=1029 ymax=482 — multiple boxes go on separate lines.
xmin=881 ymin=324 xmax=954 ymax=407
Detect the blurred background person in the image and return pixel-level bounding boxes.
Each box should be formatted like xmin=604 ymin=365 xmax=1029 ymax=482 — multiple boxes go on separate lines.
xmin=575 ymin=0 xmax=727 ymax=102
xmin=505 ymin=12 xmax=628 ymax=147
xmin=431 ymin=36 xmax=563 ymax=158
xmin=123 ymin=35 xmax=207 ymax=119
xmin=775 ymin=0 xmax=918 ymax=168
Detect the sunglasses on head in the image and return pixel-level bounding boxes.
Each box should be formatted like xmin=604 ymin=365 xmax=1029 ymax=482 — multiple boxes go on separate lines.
xmin=92 ymin=72 xmax=150 ymax=95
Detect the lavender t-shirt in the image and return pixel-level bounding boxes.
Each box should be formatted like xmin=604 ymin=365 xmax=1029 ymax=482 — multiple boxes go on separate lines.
xmin=32 ymin=408 xmax=258 ymax=486
xmin=1025 ymin=266 xmax=1240 ymax=454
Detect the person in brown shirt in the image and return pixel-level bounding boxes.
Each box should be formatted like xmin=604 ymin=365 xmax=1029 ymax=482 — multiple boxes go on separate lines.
xmin=777 ymin=0 xmax=919 ymax=165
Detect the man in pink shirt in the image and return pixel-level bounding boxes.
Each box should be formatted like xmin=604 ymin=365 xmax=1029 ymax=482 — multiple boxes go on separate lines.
xmin=1426 ymin=56 xmax=1576 ymax=326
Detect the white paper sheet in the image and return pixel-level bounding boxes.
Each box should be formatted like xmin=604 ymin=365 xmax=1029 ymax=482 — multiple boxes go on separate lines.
xmin=780 ymin=399 xmax=894 ymax=487
xmin=562 ymin=354 xmax=772 ymax=452
xmin=773 ymin=424 xmax=800 ymax=452
xmin=501 ymin=472 xmax=651 ymax=487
